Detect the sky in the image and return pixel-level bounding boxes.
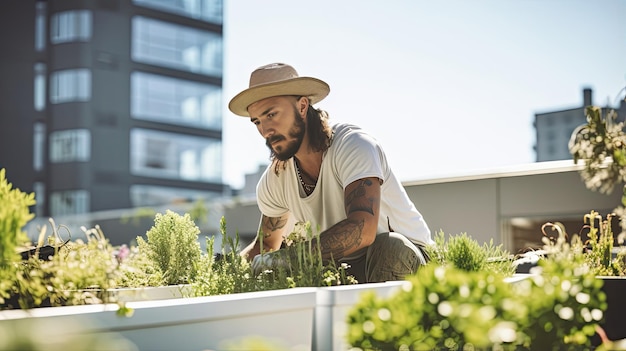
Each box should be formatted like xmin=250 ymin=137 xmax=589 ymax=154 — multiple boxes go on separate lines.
xmin=220 ymin=0 xmax=626 ymax=190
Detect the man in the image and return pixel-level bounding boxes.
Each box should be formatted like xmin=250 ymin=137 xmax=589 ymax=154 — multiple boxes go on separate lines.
xmin=228 ymin=63 xmax=432 ymax=283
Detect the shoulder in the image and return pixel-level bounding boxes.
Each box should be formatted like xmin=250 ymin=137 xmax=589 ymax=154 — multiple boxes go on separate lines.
xmin=330 ymin=122 xmax=382 ymax=154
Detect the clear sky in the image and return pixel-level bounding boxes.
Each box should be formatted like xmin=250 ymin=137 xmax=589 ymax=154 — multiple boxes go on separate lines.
xmin=221 ymin=0 xmax=626 ymax=190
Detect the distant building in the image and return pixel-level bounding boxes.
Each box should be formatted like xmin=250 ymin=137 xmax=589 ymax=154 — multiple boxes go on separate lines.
xmin=0 ymin=0 xmax=226 ymax=223
xmin=534 ymin=87 xmax=626 ymax=162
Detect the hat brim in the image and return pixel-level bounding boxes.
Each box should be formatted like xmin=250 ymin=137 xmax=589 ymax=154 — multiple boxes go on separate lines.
xmin=228 ymin=77 xmax=330 ymax=117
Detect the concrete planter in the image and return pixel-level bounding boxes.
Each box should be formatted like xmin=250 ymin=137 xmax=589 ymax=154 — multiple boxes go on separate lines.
xmin=0 ymin=287 xmax=318 ymax=351
xmin=313 ymin=281 xmax=406 ymax=351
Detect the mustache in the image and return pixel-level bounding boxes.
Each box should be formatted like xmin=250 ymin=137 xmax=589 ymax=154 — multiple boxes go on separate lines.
xmin=266 ymin=135 xmax=285 ymax=147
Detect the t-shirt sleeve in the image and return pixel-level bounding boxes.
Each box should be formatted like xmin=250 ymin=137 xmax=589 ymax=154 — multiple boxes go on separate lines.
xmin=334 ymin=127 xmax=388 ymax=188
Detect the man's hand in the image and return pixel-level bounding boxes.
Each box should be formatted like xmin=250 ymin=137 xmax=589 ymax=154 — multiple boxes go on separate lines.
xmin=251 ymin=250 xmax=289 ymax=276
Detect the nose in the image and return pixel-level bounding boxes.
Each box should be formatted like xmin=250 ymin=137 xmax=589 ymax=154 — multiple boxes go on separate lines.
xmin=258 ymin=121 xmax=274 ymax=139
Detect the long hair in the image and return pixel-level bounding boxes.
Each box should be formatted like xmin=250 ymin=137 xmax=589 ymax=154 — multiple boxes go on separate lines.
xmin=272 ymin=100 xmax=333 ymax=175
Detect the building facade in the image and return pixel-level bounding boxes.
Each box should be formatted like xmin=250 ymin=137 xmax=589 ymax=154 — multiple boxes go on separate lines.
xmin=534 ymin=87 xmax=626 ymax=162
xmin=0 ymin=0 xmax=225 ymax=220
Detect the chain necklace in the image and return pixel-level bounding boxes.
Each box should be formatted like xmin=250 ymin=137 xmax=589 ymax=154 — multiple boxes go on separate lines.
xmin=295 ymin=160 xmax=316 ymax=195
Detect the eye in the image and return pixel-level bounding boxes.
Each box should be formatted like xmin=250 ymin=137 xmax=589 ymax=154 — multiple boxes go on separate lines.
xmin=267 ymin=113 xmax=275 ymax=119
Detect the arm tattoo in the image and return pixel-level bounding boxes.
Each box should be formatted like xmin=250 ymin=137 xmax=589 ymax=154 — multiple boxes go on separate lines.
xmin=262 ymin=216 xmax=287 ymax=232
xmin=318 ymin=219 xmax=364 ymax=260
xmin=345 ymin=179 xmax=375 ymax=216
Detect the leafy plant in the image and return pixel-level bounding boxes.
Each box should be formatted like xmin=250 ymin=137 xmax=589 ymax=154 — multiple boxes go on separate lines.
xmin=427 ymin=230 xmax=515 ymax=276
xmin=189 ymin=216 xmax=256 ymax=296
xmin=136 ymin=210 xmax=202 ymax=285
xmin=189 ymin=219 xmax=356 ymax=297
xmin=346 ymin=228 xmax=606 ymax=350
xmin=570 ymin=105 xmax=626 ymax=240
xmin=0 ymin=168 xmax=35 ymax=267
xmin=5 ymin=221 xmax=120 ymax=310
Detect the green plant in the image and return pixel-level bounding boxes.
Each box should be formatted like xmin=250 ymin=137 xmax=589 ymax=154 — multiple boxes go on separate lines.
xmin=346 ymin=228 xmax=606 ymax=351
xmin=580 ymin=211 xmax=626 ymax=276
xmin=189 ymin=217 xmax=256 ymax=296
xmin=570 ymin=105 xmax=626 ymax=240
xmin=0 ymin=168 xmax=35 ymax=267
xmin=5 ymin=221 xmax=121 ymax=310
xmin=189 ymin=219 xmax=356 ymax=297
xmin=136 ymin=210 xmax=202 ymax=285
xmin=427 ymin=230 xmax=515 ymax=276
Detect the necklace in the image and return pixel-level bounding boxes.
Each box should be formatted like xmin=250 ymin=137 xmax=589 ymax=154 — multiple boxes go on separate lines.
xmin=295 ymin=161 xmax=316 ymax=194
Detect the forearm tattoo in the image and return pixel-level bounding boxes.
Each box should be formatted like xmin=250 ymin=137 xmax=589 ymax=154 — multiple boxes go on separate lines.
xmin=345 ymin=179 xmax=375 ymax=216
xmin=318 ymin=219 xmax=364 ymax=260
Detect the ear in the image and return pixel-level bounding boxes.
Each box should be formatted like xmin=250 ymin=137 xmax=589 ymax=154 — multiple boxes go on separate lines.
xmin=297 ymin=96 xmax=309 ymax=117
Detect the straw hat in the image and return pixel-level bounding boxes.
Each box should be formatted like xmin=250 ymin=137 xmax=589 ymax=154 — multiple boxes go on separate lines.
xmin=228 ymin=63 xmax=330 ymax=117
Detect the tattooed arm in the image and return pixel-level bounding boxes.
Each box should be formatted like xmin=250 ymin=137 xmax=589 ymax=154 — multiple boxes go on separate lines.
xmin=315 ymin=177 xmax=381 ymax=261
xmin=240 ymin=213 xmax=290 ymax=260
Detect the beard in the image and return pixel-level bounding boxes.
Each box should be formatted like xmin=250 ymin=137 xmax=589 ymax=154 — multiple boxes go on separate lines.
xmin=266 ymin=107 xmax=306 ymax=161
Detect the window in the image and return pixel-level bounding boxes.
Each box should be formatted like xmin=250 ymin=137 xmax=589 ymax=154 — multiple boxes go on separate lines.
xmin=50 ymin=10 xmax=92 ymax=44
xmin=132 ymin=16 xmax=222 ymax=76
xmin=50 ymin=69 xmax=91 ymax=104
xmin=130 ymin=184 xmax=214 ymax=207
xmin=131 ymin=72 xmax=222 ymax=129
xmin=33 ymin=123 xmax=46 ymax=171
xmin=33 ymin=182 xmax=45 ymax=217
xmin=131 ymin=128 xmax=221 ymax=182
xmin=133 ymin=0 xmax=222 ymax=24
xmin=34 ymin=63 xmax=46 ymax=111
xmin=49 ymin=129 xmax=90 ymax=163
xmin=50 ymin=190 xmax=89 ymax=216
xmin=35 ymin=2 xmax=47 ymax=51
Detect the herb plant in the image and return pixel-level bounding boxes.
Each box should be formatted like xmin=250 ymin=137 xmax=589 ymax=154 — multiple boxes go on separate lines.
xmin=427 ymin=230 xmax=515 ymax=276
xmin=0 ymin=168 xmax=35 ymax=267
xmin=346 ymin=228 xmax=606 ymax=351
xmin=189 ymin=219 xmax=356 ymax=297
xmin=136 ymin=210 xmax=202 ymax=285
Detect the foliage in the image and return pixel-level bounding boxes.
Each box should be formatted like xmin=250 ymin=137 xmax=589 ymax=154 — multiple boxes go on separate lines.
xmin=189 ymin=217 xmax=256 ymax=296
xmin=346 ymin=230 xmax=606 ymax=351
xmin=4 ymin=221 xmax=120 ymax=310
xmin=0 ymin=168 xmax=35 ymax=267
xmin=189 ymin=220 xmax=357 ymax=297
xmin=581 ymin=211 xmax=626 ymax=276
xmin=525 ymin=226 xmax=607 ymax=349
xmin=136 ymin=210 xmax=202 ymax=285
xmin=569 ymin=105 xmax=626 ymax=239
xmin=253 ymin=221 xmax=357 ymax=290
xmin=427 ymin=230 xmax=515 ymax=276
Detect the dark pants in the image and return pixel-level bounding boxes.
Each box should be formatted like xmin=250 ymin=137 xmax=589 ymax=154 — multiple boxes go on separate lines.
xmin=340 ymin=232 xmax=428 ymax=283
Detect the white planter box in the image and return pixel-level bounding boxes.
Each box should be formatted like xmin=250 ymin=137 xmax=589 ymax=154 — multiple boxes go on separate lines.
xmin=109 ymin=284 xmax=192 ymax=303
xmin=0 ymin=287 xmax=318 ymax=351
xmin=313 ymin=281 xmax=407 ymax=351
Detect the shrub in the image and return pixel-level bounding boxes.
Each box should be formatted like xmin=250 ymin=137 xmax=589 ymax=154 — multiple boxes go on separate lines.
xmin=136 ymin=210 xmax=202 ymax=286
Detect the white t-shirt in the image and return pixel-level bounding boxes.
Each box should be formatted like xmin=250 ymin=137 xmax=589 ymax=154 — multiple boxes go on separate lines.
xmin=256 ymin=122 xmax=432 ymax=245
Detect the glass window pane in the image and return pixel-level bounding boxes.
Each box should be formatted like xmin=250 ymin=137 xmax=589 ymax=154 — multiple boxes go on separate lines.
xmin=50 ymin=190 xmax=89 ymax=216
xmin=131 ymin=128 xmax=221 ymax=182
xmin=50 ymin=10 xmax=92 ymax=44
xmin=130 ymin=184 xmax=215 ymax=207
xmin=132 ymin=16 xmax=222 ymax=76
xmin=50 ymin=69 xmax=91 ymax=104
xmin=133 ymin=0 xmax=222 ymax=24
xmin=33 ymin=122 xmax=46 ymax=171
xmin=131 ymin=71 xmax=222 ymax=129
xmin=34 ymin=63 xmax=46 ymax=111
xmin=35 ymin=2 xmax=47 ymax=51
xmin=49 ymin=129 xmax=91 ymax=163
